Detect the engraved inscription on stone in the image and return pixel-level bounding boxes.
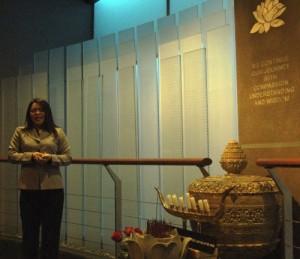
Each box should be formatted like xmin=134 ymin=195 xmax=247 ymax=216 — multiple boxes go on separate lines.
xmin=248 ymin=55 xmax=295 ymax=106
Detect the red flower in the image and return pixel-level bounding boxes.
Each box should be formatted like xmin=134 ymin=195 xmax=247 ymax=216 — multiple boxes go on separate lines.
xmin=111 ymin=231 xmax=123 ymax=242
xmin=133 ymin=227 xmax=143 ymax=235
xmin=112 ymin=226 xmax=143 ymax=242
xmin=123 ymin=226 xmax=133 ymax=237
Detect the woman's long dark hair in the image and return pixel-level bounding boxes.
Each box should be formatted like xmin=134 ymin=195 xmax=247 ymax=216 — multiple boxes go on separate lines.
xmin=24 ymin=98 xmax=58 ymax=136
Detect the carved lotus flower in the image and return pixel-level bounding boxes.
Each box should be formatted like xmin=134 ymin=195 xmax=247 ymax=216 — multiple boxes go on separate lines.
xmin=250 ymin=0 xmax=286 ymax=34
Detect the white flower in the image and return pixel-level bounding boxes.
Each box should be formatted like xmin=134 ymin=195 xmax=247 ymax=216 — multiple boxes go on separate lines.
xmin=250 ymin=0 xmax=286 ymax=34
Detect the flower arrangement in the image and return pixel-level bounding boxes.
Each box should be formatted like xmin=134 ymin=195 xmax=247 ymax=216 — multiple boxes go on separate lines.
xmin=111 ymin=226 xmax=143 ymax=259
xmin=111 ymin=226 xmax=143 ymax=243
xmin=111 ymin=220 xmax=190 ymax=259
xmin=111 ymin=220 xmax=173 ymax=243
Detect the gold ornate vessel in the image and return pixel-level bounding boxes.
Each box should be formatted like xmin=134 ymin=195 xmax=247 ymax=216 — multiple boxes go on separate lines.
xmin=188 ymin=174 xmax=282 ymax=258
xmin=157 ymin=140 xmax=283 ymax=259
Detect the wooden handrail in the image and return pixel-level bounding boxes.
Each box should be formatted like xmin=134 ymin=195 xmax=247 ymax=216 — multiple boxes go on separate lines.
xmin=71 ymin=157 xmax=212 ymax=166
xmin=0 ymin=155 xmax=211 ymax=257
xmin=0 ymin=157 xmax=212 ymax=167
xmin=256 ymin=157 xmax=300 ymax=168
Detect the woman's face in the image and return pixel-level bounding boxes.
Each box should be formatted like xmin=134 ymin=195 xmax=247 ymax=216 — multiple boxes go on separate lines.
xmin=30 ymin=102 xmax=45 ymax=127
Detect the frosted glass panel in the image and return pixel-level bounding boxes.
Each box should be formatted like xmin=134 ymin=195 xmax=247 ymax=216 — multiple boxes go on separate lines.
xmin=207 ymin=24 xmax=237 ymax=175
xmin=119 ymin=41 xmax=136 ymax=68
xmin=118 ymin=67 xmax=137 ymax=158
xmin=180 ymin=17 xmax=203 ymax=53
xmin=67 ymin=44 xmax=82 ymax=80
xmin=202 ymin=10 xmax=227 ymax=36
xmin=160 ymin=57 xmax=183 ymax=159
xmin=49 ymin=47 xmax=65 ymax=128
xmin=49 ymin=46 xmax=67 ymax=239
xmin=119 ymin=28 xmax=134 ymax=43
xmin=83 ymin=76 xmax=100 ymax=158
xmin=101 ymin=61 xmax=118 ymax=157
xmin=83 ymin=38 xmax=101 ymax=156
xmin=136 ymin=31 xmax=160 ymax=222
xmin=83 ymin=39 xmax=99 ymax=78
xmin=83 ymin=38 xmax=102 ymax=250
xmin=160 ymin=56 xmax=184 ymax=226
xmin=179 ymin=13 xmax=208 ymax=185
xmin=202 ymin=0 xmax=224 ymax=15
xmin=65 ymin=78 xmax=84 ymax=244
xmin=136 ymin=31 xmax=158 ymax=158
xmin=100 ymin=56 xmax=118 ymax=250
xmin=157 ymin=14 xmax=176 ymax=31
xmin=83 ymin=75 xmax=101 ymax=250
xmin=183 ymin=49 xmax=208 ymax=184
xmin=179 ymin=5 xmax=199 ymax=24
xmin=66 ymin=43 xmax=84 ymax=245
xmin=118 ymin=66 xmax=138 ymax=227
xmin=158 ymin=17 xmax=184 ymax=225
xmin=137 ymin=21 xmax=154 ymax=37
xmin=118 ymin=29 xmax=136 ymax=68
xmin=100 ymin=34 xmax=116 ymax=61
xmin=158 ymin=26 xmax=179 ymax=59
xmin=67 ymin=82 xmax=83 ymax=156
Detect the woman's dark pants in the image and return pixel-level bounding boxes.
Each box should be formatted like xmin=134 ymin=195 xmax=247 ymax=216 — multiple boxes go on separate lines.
xmin=20 ymin=189 xmax=64 ymax=259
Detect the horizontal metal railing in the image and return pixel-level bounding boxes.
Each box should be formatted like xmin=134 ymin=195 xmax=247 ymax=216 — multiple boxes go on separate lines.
xmin=0 ymin=156 xmax=212 ymax=256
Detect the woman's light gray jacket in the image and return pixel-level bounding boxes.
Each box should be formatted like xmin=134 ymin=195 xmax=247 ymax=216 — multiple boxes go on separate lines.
xmin=8 ymin=126 xmax=72 ymax=190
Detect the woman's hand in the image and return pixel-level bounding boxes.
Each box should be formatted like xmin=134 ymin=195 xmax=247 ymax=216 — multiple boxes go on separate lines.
xmin=32 ymin=152 xmax=51 ymax=164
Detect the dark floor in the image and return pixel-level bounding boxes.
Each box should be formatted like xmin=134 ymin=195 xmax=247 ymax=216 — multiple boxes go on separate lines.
xmin=0 ymin=235 xmax=113 ymax=259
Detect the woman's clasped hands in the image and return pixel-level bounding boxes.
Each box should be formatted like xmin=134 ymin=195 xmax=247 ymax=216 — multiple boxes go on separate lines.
xmin=32 ymin=152 xmax=51 ymax=164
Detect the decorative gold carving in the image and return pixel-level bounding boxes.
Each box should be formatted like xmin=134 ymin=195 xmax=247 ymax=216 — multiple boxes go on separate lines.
xmin=219 ymin=207 xmax=281 ymax=224
xmin=250 ymin=0 xmax=286 ymax=34
xmin=155 ymin=187 xmax=232 ymax=223
xmin=189 ymin=174 xmax=279 ymax=194
xmin=219 ymin=139 xmax=247 ymax=174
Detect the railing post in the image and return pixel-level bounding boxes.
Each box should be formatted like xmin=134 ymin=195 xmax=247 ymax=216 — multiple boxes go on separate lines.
xmin=256 ymin=158 xmax=300 ymax=259
xmin=267 ymin=168 xmax=293 ymax=259
xmin=104 ymin=165 xmax=122 ymax=257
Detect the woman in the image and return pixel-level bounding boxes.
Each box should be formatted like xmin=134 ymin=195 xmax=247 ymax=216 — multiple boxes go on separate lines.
xmin=8 ymin=98 xmax=72 ymax=259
